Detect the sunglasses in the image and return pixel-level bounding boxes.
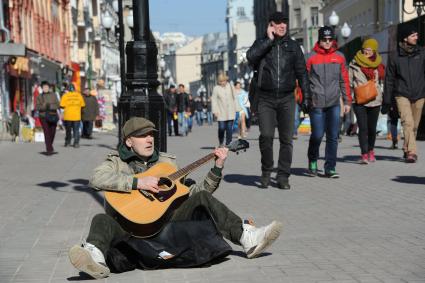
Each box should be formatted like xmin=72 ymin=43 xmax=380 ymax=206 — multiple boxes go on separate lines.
xmin=320 ymin=38 xmax=333 ymax=43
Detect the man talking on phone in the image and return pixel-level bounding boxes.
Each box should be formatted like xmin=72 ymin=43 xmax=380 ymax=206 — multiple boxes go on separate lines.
xmin=247 ymin=11 xmax=310 ymax=190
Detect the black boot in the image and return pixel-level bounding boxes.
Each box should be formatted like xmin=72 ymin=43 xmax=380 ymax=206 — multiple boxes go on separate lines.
xmin=260 ymin=172 xmax=271 ymax=189
xmin=277 ymin=177 xmax=291 ymax=190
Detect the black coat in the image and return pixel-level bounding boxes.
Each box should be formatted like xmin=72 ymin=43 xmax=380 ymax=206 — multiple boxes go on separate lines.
xmin=384 ymin=45 xmax=425 ymax=104
xmin=106 ymin=208 xmax=232 ymax=272
xmin=176 ymin=92 xmax=189 ymax=112
xmin=246 ymin=35 xmax=310 ymax=100
xmin=164 ymin=91 xmax=177 ymax=113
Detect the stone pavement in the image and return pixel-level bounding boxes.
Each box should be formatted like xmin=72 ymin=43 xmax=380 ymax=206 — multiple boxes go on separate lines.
xmin=0 ymin=124 xmax=424 ymax=283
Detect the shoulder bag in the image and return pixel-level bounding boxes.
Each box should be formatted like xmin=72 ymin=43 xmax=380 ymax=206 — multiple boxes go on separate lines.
xmin=354 ymin=80 xmax=378 ymax=105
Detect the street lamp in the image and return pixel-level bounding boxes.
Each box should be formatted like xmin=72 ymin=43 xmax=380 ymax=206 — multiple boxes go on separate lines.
xmin=341 ymin=22 xmax=352 ymax=40
xmin=101 ymin=11 xmax=114 ymax=39
xmin=329 ymin=11 xmax=339 ymax=27
xmin=159 ymin=57 xmax=166 ymax=95
xmin=112 ymin=0 xmax=119 ymax=13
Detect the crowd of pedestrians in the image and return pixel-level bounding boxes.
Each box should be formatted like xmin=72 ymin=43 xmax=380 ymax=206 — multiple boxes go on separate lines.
xmin=244 ymin=12 xmax=424 ymax=190
xmin=32 ymin=82 xmax=100 ymax=155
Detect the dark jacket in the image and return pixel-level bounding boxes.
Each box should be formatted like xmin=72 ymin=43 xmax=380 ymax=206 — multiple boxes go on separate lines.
xmin=163 ymin=91 xmax=177 ymax=113
xmin=176 ymin=92 xmax=189 ymax=112
xmin=81 ymin=95 xmax=100 ymax=121
xmin=35 ymin=92 xmax=60 ymax=118
xmin=384 ymin=45 xmax=425 ymax=104
xmin=306 ymin=42 xmax=352 ymax=108
xmin=246 ymin=35 xmax=310 ymax=101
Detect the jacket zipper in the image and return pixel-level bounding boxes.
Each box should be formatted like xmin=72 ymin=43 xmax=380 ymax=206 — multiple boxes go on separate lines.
xmin=277 ymin=44 xmax=280 ymax=96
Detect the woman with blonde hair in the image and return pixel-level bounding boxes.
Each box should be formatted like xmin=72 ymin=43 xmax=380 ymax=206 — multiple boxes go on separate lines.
xmin=349 ymin=38 xmax=385 ymax=164
xmin=211 ymin=73 xmax=240 ymax=145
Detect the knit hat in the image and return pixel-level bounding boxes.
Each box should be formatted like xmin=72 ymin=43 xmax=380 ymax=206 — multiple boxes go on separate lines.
xmin=318 ymin=26 xmax=335 ymax=41
xmin=122 ymin=117 xmax=157 ymax=140
xmin=362 ymin=38 xmax=379 ymax=52
xmin=398 ymin=24 xmax=418 ymax=41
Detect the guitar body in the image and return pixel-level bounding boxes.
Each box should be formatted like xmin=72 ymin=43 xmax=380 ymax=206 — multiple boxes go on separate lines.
xmin=104 ymin=162 xmax=190 ymax=238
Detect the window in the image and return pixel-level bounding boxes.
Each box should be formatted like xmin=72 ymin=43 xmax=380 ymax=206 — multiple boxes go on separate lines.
xmin=294 ymin=8 xmax=301 ymax=28
xmin=311 ymin=7 xmax=319 ymax=26
xmin=237 ymin=7 xmax=246 ymax=17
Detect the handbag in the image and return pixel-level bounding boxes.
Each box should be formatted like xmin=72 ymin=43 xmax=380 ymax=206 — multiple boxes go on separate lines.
xmin=354 ymin=80 xmax=378 ymax=105
xmin=45 ymin=111 xmax=59 ymax=124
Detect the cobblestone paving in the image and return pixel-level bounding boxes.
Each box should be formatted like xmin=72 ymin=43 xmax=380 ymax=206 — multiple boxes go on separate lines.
xmin=0 ymin=124 xmax=424 ymax=283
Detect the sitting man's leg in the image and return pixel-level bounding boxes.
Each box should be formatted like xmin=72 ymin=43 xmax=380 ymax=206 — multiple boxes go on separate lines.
xmin=171 ymin=191 xmax=282 ymax=259
xmin=69 ymin=214 xmax=128 ymax=279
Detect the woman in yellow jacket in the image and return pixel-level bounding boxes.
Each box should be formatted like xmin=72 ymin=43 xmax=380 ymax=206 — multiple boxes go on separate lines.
xmin=60 ymin=84 xmax=85 ymax=147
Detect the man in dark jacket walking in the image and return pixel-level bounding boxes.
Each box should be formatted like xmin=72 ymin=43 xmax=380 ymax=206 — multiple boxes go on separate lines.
xmin=176 ymin=84 xmax=190 ymax=136
xmin=247 ymin=11 xmax=310 ymax=190
xmin=81 ymin=88 xmax=100 ymax=139
xmin=383 ymin=24 xmax=425 ymax=163
xmin=163 ymin=85 xmax=179 ymax=136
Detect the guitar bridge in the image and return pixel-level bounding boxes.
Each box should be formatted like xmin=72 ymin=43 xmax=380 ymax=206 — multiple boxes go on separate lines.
xmin=139 ymin=190 xmax=155 ymax=201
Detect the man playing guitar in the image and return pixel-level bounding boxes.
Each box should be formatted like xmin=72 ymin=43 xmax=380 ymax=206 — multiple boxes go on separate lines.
xmin=68 ymin=117 xmax=282 ymax=279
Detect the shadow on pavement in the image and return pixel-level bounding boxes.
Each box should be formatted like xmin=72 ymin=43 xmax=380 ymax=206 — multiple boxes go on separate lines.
xmin=36 ymin=179 xmax=104 ymax=207
xmin=67 ymin=272 xmax=94 ymax=281
xmin=392 ymin=176 xmax=425 ymax=185
xmin=224 ymin=174 xmax=260 ymax=188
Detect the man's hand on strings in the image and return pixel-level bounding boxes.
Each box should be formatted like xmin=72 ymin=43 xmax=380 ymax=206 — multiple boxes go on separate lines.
xmin=137 ymin=176 xmax=160 ymax=193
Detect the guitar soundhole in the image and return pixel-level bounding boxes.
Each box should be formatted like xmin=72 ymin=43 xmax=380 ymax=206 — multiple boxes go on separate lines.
xmin=155 ymin=177 xmax=177 ymax=202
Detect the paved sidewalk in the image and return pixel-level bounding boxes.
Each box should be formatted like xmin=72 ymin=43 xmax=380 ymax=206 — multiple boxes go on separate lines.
xmin=0 ymin=124 xmax=424 ymax=283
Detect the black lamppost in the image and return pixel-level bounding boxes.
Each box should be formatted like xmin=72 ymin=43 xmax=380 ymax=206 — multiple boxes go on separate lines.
xmin=116 ymin=0 xmax=167 ymax=151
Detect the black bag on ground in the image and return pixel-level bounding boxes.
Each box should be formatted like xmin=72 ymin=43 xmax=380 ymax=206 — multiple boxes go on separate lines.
xmin=45 ymin=111 xmax=59 ymax=124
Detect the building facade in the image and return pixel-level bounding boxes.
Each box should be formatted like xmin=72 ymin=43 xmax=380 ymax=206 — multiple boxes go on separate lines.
xmin=226 ymin=0 xmax=255 ymax=82
xmin=289 ymin=0 xmax=324 ymax=53
xmin=175 ymin=37 xmax=203 ymax=94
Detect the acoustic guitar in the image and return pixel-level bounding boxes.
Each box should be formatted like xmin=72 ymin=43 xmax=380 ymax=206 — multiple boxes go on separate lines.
xmin=104 ymin=139 xmax=249 ymax=238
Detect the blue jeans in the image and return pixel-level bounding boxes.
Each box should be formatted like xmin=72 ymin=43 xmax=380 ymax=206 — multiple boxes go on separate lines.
xmin=64 ymin=120 xmax=81 ymax=145
xmin=218 ymin=120 xmax=233 ymax=145
xmin=294 ymin=103 xmax=301 ymax=135
xmin=207 ymin=111 xmax=213 ymax=125
xmin=307 ymin=104 xmax=341 ymax=172
xmin=178 ymin=112 xmax=188 ymax=136
xmin=195 ymin=111 xmax=203 ymax=126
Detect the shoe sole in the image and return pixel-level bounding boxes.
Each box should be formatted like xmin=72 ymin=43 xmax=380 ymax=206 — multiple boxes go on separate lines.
xmin=68 ymin=245 xmax=110 ymax=279
xmin=247 ymin=221 xmax=282 ymax=259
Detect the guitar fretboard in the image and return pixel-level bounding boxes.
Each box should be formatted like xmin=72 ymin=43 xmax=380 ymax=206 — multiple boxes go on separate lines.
xmin=168 ymin=153 xmax=216 ymax=180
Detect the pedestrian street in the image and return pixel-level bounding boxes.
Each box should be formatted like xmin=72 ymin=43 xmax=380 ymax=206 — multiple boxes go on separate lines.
xmin=0 ymin=123 xmax=424 ymax=283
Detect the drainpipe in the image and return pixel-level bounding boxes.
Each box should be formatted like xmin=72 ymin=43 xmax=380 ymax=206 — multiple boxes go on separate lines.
xmin=0 ymin=0 xmax=10 ymax=43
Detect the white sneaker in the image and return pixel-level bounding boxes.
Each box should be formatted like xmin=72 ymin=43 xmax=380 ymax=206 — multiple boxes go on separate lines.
xmin=240 ymin=220 xmax=282 ymax=259
xmin=69 ymin=242 xmax=110 ymax=279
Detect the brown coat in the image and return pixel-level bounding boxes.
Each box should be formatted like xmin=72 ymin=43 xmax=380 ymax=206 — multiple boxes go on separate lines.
xmin=36 ymin=92 xmax=60 ymax=118
xmin=348 ymin=60 xmax=383 ymax=107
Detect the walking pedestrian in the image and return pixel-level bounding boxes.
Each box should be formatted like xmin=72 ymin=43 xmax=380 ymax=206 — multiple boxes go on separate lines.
xmin=163 ymin=85 xmax=179 ymax=136
xmin=383 ymin=24 xmax=425 ymax=163
xmin=81 ymin=88 xmax=100 ymax=139
xmin=246 ymin=11 xmax=310 ymax=189
xmin=176 ymin=84 xmax=190 ymax=136
xmin=206 ymin=97 xmax=213 ymax=125
xmin=36 ymin=81 xmax=59 ymax=155
xmin=194 ymin=96 xmax=204 ymax=126
xmin=211 ymin=73 xmax=240 ymax=146
xmin=60 ymin=84 xmax=86 ymax=148
xmin=349 ymin=38 xmax=385 ymax=164
xmin=306 ymin=26 xmax=352 ymax=178
xmin=234 ymin=81 xmax=249 ymax=138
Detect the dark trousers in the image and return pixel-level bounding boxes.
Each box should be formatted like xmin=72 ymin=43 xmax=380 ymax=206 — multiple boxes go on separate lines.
xmin=257 ymin=95 xmax=295 ymax=180
xmin=82 ymin=120 xmax=94 ymax=138
xmin=353 ymin=104 xmax=380 ymax=154
xmin=87 ymin=191 xmax=243 ymax=256
xmin=64 ymin=120 xmax=80 ymax=145
xmin=40 ymin=118 xmax=57 ymax=152
xmin=218 ymin=120 xmax=234 ymax=145
xmin=167 ymin=112 xmax=179 ymax=136
xmin=389 ymin=116 xmax=399 ymax=143
xmin=308 ymin=104 xmax=341 ymax=172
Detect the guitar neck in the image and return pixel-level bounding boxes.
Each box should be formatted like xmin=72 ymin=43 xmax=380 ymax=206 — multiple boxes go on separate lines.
xmin=168 ymin=153 xmax=216 ymax=180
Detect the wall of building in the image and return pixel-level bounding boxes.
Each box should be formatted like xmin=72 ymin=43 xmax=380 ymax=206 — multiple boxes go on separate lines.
xmin=175 ymin=37 xmax=203 ymax=93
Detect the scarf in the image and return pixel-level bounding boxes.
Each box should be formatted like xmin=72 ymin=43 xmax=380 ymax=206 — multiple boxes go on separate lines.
xmin=354 ymin=50 xmax=382 ymax=68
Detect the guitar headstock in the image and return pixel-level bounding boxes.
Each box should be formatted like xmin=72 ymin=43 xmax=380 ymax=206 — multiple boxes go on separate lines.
xmin=226 ymin=139 xmax=250 ymax=153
